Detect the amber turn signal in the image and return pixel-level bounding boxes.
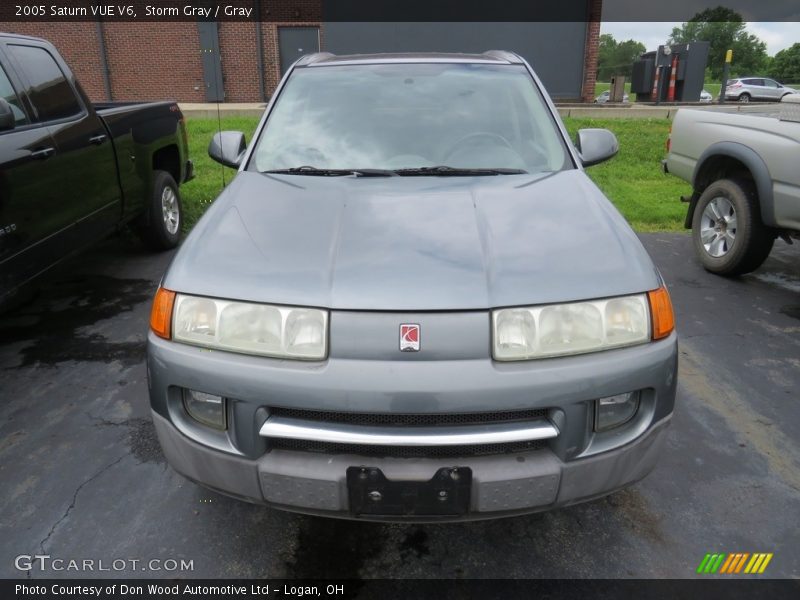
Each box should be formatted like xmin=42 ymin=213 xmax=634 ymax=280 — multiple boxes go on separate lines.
xmin=647 ymin=286 xmax=675 ymax=340
xmin=150 ymin=287 xmax=176 ymax=339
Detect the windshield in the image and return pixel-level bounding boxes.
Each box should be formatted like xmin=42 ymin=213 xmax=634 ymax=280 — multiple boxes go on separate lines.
xmin=251 ymin=63 xmax=572 ymax=175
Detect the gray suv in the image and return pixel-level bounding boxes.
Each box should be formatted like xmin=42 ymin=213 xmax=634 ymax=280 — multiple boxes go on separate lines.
xmin=147 ymin=52 xmax=678 ymax=521
xmin=725 ymin=77 xmax=798 ymax=103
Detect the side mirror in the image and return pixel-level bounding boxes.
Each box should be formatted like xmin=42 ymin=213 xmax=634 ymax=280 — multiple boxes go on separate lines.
xmin=0 ymin=98 xmax=15 ymax=131
xmin=575 ymin=128 xmax=619 ymax=167
xmin=208 ymin=131 xmax=246 ymax=168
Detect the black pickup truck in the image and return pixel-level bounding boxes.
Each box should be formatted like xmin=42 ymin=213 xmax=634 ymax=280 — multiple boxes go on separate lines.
xmin=0 ymin=33 xmax=192 ymax=307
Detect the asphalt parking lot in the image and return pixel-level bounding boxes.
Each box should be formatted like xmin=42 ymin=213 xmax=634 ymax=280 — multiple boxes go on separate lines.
xmin=1 ymin=232 xmax=798 ymax=579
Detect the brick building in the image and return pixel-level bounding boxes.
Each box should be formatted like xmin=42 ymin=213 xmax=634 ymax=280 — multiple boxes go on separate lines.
xmin=0 ymin=0 xmax=602 ymax=103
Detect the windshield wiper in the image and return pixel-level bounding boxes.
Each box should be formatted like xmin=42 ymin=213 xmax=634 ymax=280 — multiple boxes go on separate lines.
xmin=263 ymin=166 xmax=395 ymax=177
xmin=393 ymin=166 xmax=528 ymax=176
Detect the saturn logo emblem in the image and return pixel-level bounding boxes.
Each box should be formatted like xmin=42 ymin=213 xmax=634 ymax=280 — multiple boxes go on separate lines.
xmin=399 ymin=324 xmax=420 ymax=352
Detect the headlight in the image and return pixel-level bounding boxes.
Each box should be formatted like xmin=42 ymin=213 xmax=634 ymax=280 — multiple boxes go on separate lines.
xmin=492 ymin=294 xmax=650 ymax=360
xmin=172 ymin=294 xmax=328 ymax=360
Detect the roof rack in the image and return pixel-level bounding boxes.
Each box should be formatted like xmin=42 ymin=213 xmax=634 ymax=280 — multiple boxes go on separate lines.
xmin=483 ymin=50 xmax=523 ymax=64
xmin=296 ymin=52 xmax=336 ymax=66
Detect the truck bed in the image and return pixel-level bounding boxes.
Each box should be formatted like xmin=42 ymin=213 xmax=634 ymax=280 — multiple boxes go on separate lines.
xmin=686 ymin=104 xmax=782 ymax=118
xmin=93 ymin=100 xmax=186 ymax=155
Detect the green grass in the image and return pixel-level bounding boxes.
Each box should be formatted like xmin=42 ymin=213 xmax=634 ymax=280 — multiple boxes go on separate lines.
xmin=181 ymin=117 xmax=259 ymax=229
xmin=182 ymin=116 xmax=690 ymax=233
xmin=564 ymin=118 xmax=691 ymax=231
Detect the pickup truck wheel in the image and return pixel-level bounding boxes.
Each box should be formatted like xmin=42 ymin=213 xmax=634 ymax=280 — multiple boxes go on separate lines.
xmin=738 ymin=93 xmax=751 ymax=103
xmin=138 ymin=170 xmax=182 ymax=250
xmin=692 ymin=178 xmax=773 ymax=276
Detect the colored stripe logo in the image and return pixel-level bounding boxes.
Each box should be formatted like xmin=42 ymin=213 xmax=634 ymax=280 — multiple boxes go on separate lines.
xmin=696 ymin=553 xmax=773 ymax=574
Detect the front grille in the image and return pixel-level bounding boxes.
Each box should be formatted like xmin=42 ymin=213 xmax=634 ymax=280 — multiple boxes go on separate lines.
xmin=269 ymin=438 xmax=547 ymax=458
xmin=268 ymin=407 xmax=549 ymax=428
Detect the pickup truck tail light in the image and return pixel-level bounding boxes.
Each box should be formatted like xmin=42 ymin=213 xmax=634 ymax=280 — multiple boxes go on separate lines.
xmin=150 ymin=287 xmax=176 ymax=339
xmin=647 ymin=286 xmax=674 ymax=340
xmin=666 ymin=126 xmax=671 ymax=152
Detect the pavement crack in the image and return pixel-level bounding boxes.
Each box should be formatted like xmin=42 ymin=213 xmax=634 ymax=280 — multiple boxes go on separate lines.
xmin=37 ymin=455 xmax=126 ymax=556
xmin=86 ymin=410 xmax=130 ymax=428
xmin=680 ymin=332 xmax=745 ymax=340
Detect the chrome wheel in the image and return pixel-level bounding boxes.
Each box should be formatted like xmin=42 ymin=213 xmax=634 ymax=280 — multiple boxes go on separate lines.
xmin=738 ymin=93 xmax=750 ymax=103
xmin=161 ymin=187 xmax=179 ymax=235
xmin=700 ymin=196 xmax=737 ymax=257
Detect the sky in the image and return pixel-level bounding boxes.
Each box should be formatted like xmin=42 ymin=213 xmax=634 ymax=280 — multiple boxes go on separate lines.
xmin=601 ymin=22 xmax=800 ymax=56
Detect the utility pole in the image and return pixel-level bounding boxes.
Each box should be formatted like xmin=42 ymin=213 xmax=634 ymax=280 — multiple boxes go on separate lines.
xmin=719 ymin=49 xmax=733 ymax=104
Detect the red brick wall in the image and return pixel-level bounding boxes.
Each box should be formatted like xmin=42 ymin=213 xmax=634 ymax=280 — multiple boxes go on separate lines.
xmin=218 ymin=21 xmax=262 ymax=102
xmin=0 ymin=1 xmax=323 ymax=103
xmin=581 ymin=0 xmax=602 ymax=103
xmin=102 ymin=22 xmax=206 ymax=102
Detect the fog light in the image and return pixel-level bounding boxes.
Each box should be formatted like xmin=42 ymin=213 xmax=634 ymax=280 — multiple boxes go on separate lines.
xmin=183 ymin=389 xmax=226 ymax=430
xmin=595 ymin=392 xmax=639 ymax=432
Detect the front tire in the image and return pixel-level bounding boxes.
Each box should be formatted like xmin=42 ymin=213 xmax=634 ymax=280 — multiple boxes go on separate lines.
xmin=691 ymin=178 xmax=773 ymax=276
xmin=136 ymin=170 xmax=182 ymax=250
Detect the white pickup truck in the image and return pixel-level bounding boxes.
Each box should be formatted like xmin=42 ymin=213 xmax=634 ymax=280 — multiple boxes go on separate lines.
xmin=664 ymin=96 xmax=800 ymax=275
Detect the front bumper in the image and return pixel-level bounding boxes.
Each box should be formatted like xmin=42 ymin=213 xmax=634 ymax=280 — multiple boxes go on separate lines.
xmin=147 ymin=330 xmax=677 ymax=521
xmin=152 ymin=410 xmax=670 ymax=521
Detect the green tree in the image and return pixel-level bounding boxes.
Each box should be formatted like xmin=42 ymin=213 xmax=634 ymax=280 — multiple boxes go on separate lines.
xmin=770 ymin=43 xmax=800 ymax=83
xmin=668 ymin=6 xmax=768 ymax=80
xmin=597 ymin=34 xmax=646 ymax=82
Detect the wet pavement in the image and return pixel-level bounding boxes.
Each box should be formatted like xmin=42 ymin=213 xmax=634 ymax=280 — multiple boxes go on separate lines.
xmin=1 ymin=232 xmax=799 ymax=579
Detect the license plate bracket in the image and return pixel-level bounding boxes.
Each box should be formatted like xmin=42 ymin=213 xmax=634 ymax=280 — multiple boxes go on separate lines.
xmin=346 ymin=466 xmax=472 ymax=517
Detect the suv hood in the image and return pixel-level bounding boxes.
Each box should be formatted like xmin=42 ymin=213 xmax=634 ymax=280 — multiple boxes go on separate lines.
xmin=165 ymin=171 xmax=660 ymax=310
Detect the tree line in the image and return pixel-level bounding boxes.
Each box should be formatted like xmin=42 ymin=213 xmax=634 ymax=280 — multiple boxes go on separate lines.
xmin=598 ymin=7 xmax=800 ymax=84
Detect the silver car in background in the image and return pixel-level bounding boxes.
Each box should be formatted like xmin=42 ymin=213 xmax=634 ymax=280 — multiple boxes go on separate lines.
xmin=594 ymin=89 xmax=630 ymax=103
xmin=147 ymin=52 xmax=677 ymax=521
xmin=724 ymin=77 xmax=798 ymax=103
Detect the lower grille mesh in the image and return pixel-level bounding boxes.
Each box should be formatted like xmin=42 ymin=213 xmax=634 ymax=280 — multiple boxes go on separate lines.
xmin=269 ymin=438 xmax=547 ymax=458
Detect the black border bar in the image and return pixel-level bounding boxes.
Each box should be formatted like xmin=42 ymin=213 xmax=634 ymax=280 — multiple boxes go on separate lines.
xmin=4 ymin=579 xmax=800 ymax=600
xmin=0 ymin=0 xmax=798 ymax=22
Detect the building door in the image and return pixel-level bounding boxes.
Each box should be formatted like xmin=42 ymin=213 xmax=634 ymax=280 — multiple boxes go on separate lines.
xmin=278 ymin=27 xmax=320 ymax=76
xmin=198 ymin=21 xmax=224 ymax=102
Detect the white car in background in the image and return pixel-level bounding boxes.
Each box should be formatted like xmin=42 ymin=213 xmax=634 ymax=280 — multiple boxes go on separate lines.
xmin=699 ymin=90 xmax=713 ymax=103
xmin=724 ymin=78 xmax=799 ymax=103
